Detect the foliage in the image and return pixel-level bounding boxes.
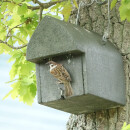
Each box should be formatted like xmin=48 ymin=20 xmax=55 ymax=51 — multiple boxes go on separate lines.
xmin=0 ymin=0 xmax=76 ymax=105
xmin=119 ymin=0 xmax=130 ymax=21
xmin=111 ymin=0 xmax=117 ymax=10
xmin=111 ymin=0 xmax=130 ymax=22
xmin=121 ymin=122 xmax=130 ymax=130
xmin=0 ymin=0 xmax=39 ymax=105
xmin=3 ymin=48 xmax=36 ymax=105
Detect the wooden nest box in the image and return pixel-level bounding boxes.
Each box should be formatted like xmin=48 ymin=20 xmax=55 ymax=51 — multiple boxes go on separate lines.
xmin=26 ymin=16 xmax=126 ymax=114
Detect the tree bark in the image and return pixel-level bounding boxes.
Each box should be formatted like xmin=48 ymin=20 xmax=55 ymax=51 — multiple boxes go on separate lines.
xmin=67 ymin=1 xmax=130 ymax=130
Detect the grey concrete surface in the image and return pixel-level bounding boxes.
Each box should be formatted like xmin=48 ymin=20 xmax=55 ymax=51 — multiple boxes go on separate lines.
xmin=27 ymin=16 xmax=126 ymax=114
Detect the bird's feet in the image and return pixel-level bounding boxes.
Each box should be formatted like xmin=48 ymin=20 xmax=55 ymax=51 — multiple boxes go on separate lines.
xmin=57 ymin=80 xmax=63 ymax=84
xmin=60 ymin=95 xmax=65 ymax=100
xmin=58 ymin=87 xmax=65 ymax=100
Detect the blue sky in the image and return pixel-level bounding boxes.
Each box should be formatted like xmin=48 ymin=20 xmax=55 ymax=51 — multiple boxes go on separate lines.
xmin=0 ymin=54 xmax=70 ymax=130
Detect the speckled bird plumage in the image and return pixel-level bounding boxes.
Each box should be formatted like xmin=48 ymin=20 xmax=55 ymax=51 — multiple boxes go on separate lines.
xmin=47 ymin=61 xmax=73 ymax=97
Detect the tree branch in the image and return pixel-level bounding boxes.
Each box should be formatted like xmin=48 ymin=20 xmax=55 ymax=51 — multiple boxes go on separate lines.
xmin=6 ymin=23 xmax=24 ymax=42
xmin=33 ymin=0 xmax=43 ymax=6
xmin=2 ymin=0 xmax=67 ymax=10
xmin=30 ymin=0 xmax=67 ymax=10
xmin=39 ymin=6 xmax=43 ymax=21
xmin=0 ymin=0 xmax=67 ymax=49
xmin=42 ymin=0 xmax=67 ymax=9
xmin=34 ymin=0 xmax=67 ymax=21
xmin=27 ymin=5 xmax=40 ymax=10
xmin=2 ymin=0 xmax=40 ymax=10
xmin=0 ymin=40 xmax=27 ymax=49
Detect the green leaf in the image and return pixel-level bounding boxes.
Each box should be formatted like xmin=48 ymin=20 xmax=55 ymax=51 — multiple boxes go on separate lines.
xmin=1 ymin=3 xmax=7 ymax=12
xmin=20 ymin=62 xmax=35 ymax=76
xmin=17 ymin=4 xmax=28 ymax=15
xmin=29 ymin=84 xmax=37 ymax=97
xmin=111 ymin=0 xmax=117 ymax=10
xmin=122 ymin=122 xmax=130 ymax=130
xmin=61 ymin=1 xmax=72 ymax=21
xmin=19 ymin=85 xmax=28 ymax=96
xmin=3 ymin=75 xmax=36 ymax=105
xmin=22 ymin=77 xmax=34 ymax=86
xmin=13 ymin=0 xmax=23 ymax=4
xmin=18 ymin=76 xmax=36 ymax=105
xmin=12 ymin=35 xmax=26 ymax=44
xmin=0 ymin=44 xmax=11 ymax=54
xmin=3 ymin=89 xmax=17 ymax=100
xmin=9 ymin=63 xmax=19 ymax=80
xmin=22 ymin=89 xmax=34 ymax=106
xmin=19 ymin=27 xmax=28 ymax=37
xmin=0 ymin=13 xmax=4 ymax=19
xmin=126 ymin=124 xmax=130 ymax=129
xmin=25 ymin=0 xmax=32 ymax=1
xmin=119 ymin=0 xmax=130 ymax=21
xmin=8 ymin=50 xmax=22 ymax=62
xmin=51 ymin=3 xmax=61 ymax=11
xmin=7 ymin=3 xmax=16 ymax=12
xmin=0 ymin=27 xmax=7 ymax=41
xmin=11 ymin=14 xmax=21 ymax=27
xmin=6 ymin=19 xmax=14 ymax=27
xmin=8 ymin=37 xmax=14 ymax=46
xmin=122 ymin=122 xmax=127 ymax=129
xmin=73 ymin=0 xmax=78 ymax=8
xmin=3 ymin=82 xmax=20 ymax=100
xmin=0 ymin=45 xmax=4 ymax=54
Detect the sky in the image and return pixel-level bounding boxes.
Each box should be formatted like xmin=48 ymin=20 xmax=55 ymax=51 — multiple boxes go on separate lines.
xmin=0 ymin=54 xmax=70 ymax=130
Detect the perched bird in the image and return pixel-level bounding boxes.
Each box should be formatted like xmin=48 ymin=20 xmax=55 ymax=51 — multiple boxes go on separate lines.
xmin=46 ymin=61 xmax=73 ymax=97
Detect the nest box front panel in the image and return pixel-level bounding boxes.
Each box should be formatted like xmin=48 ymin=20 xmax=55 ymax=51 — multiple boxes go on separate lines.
xmin=36 ymin=54 xmax=84 ymax=104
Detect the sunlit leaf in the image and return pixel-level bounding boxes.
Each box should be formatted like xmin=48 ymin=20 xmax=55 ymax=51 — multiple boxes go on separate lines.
xmin=7 ymin=3 xmax=16 ymax=12
xmin=119 ymin=0 xmax=130 ymax=21
xmin=3 ymin=82 xmax=20 ymax=100
xmin=13 ymin=0 xmax=23 ymax=4
xmin=61 ymin=1 xmax=72 ymax=21
xmin=73 ymin=0 xmax=78 ymax=8
xmin=1 ymin=3 xmax=7 ymax=12
xmin=122 ymin=122 xmax=130 ymax=130
xmin=17 ymin=4 xmax=28 ymax=15
xmin=111 ymin=0 xmax=117 ymax=10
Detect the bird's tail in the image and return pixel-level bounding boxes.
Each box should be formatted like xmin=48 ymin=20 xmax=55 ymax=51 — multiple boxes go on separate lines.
xmin=64 ymin=82 xmax=73 ymax=97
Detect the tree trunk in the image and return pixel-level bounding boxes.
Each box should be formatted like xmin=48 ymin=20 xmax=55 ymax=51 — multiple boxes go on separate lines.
xmin=67 ymin=1 xmax=130 ymax=130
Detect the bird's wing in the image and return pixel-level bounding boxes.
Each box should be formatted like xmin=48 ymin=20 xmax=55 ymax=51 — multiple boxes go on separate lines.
xmin=61 ymin=65 xmax=71 ymax=82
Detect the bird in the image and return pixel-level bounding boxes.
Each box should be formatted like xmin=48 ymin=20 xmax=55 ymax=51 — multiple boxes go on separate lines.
xmin=46 ymin=61 xmax=73 ymax=98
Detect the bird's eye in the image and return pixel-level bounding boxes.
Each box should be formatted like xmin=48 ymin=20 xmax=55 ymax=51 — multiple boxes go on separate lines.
xmin=50 ymin=64 xmax=54 ymax=67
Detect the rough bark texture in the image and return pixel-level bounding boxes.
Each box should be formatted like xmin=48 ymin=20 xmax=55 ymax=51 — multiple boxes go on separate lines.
xmin=67 ymin=1 xmax=130 ymax=130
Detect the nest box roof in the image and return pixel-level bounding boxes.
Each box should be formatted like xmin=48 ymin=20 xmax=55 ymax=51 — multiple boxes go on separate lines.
xmin=26 ymin=16 xmax=119 ymax=63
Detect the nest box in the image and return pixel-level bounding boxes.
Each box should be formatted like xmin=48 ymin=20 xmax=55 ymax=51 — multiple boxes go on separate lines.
xmin=26 ymin=16 xmax=126 ymax=114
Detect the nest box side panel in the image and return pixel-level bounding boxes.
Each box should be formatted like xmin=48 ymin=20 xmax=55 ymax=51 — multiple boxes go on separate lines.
xmin=39 ymin=54 xmax=84 ymax=103
xmin=36 ymin=64 xmax=42 ymax=103
xmin=85 ymin=45 xmax=126 ymax=105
